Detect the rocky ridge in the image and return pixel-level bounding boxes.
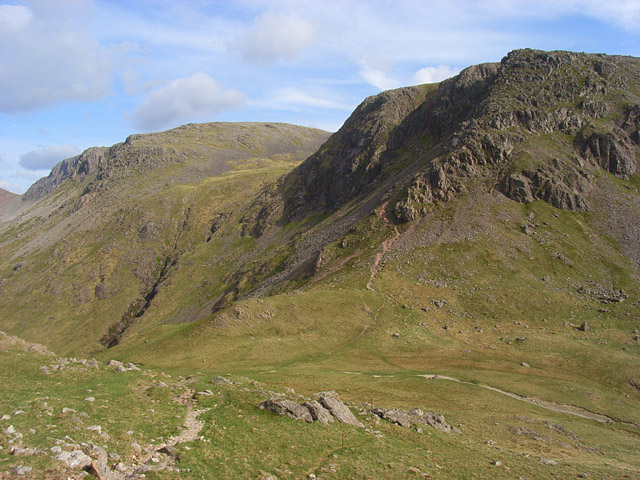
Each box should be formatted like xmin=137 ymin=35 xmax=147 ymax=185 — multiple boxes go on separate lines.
xmin=280 ymin=49 xmax=640 ymax=225
xmin=23 ymin=122 xmax=330 ymax=203
xmin=236 ymin=49 xmax=640 ymax=297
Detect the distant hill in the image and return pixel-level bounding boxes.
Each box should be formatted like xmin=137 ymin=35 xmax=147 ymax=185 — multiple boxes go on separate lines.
xmin=0 ymin=187 xmax=18 ymax=209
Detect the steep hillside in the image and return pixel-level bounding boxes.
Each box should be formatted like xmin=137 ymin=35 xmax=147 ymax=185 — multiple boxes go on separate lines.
xmin=1 ymin=50 xmax=640 ymax=479
xmin=0 ymin=122 xmax=329 ymax=353
xmin=0 ymin=187 xmax=18 ymax=209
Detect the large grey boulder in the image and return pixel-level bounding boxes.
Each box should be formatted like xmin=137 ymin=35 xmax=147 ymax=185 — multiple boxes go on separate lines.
xmin=318 ymin=392 xmax=364 ymax=428
xmin=302 ymin=400 xmax=334 ymax=425
xmin=415 ymin=411 xmax=460 ymax=433
xmin=259 ymin=397 xmax=313 ymax=423
xmin=371 ymin=408 xmax=414 ymax=428
xmin=56 ymin=449 xmax=93 ymax=469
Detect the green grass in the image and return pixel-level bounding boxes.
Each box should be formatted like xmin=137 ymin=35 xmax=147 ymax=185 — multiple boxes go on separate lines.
xmin=2 ymin=334 xmax=639 ymax=479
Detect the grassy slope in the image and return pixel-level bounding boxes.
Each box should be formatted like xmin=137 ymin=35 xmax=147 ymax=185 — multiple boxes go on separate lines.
xmin=102 ymin=172 xmax=640 ymax=478
xmin=2 ymin=330 xmax=639 ymax=480
xmin=1 ymin=106 xmax=639 ymax=477
xmin=0 ymin=124 xmax=328 ymax=356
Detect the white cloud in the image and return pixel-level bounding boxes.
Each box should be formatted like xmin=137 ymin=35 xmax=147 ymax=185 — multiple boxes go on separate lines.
xmin=19 ymin=145 xmax=80 ymax=171
xmin=256 ymin=87 xmax=353 ymax=111
xmin=129 ymin=73 xmax=247 ymax=131
xmin=413 ymin=65 xmax=460 ymax=85
xmin=0 ymin=4 xmax=32 ymax=30
xmin=0 ymin=3 xmax=115 ymax=113
xmin=577 ymin=0 xmax=640 ymax=30
xmin=359 ymin=68 xmax=401 ymax=91
xmin=234 ymin=12 xmax=317 ymax=64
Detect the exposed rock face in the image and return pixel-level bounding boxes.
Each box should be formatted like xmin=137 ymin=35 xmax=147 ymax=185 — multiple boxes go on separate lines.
xmin=258 ymin=391 xmax=363 ymax=427
xmin=370 ymin=407 xmax=459 ymax=433
xmin=283 ymin=85 xmax=433 ymax=221
xmin=318 ymin=391 xmax=365 ymax=428
xmin=258 ymin=397 xmax=313 ymax=423
xmin=23 ymin=123 xmax=330 ymax=202
xmin=302 ymin=400 xmax=335 ymax=425
xmin=283 ymin=49 xmax=640 ymax=224
xmin=23 ymin=147 xmax=109 ymax=201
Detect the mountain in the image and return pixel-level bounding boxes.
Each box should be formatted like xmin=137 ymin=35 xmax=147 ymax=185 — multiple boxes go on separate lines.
xmin=0 ymin=187 xmax=18 ymax=209
xmin=0 ymin=122 xmax=330 ymax=353
xmin=0 ymin=50 xmax=639 ymax=479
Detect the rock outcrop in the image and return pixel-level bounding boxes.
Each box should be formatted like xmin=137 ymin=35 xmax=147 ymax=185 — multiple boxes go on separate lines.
xmin=370 ymin=407 xmax=460 ymax=433
xmin=258 ymin=391 xmax=363 ymax=427
xmin=23 ymin=123 xmax=330 ymax=202
xmin=258 ymin=397 xmax=313 ymax=423
xmin=282 ymin=49 xmax=640 ymax=224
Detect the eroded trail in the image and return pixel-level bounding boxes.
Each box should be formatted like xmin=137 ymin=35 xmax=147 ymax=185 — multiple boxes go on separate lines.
xmin=351 ymin=298 xmax=387 ymax=344
xmin=96 ymin=385 xmax=210 ymax=479
xmin=418 ymin=374 xmax=637 ymax=426
xmin=366 ymin=201 xmax=401 ymax=291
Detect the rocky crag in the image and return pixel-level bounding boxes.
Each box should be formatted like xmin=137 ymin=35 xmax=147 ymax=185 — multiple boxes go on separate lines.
xmin=238 ymin=49 xmax=640 ymax=297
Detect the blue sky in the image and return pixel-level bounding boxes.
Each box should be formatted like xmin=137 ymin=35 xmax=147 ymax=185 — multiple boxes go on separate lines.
xmin=1 ymin=0 xmax=640 ymax=194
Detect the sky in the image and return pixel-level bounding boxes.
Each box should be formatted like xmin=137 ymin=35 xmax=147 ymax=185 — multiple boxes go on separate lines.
xmin=1 ymin=1 xmax=640 ymax=194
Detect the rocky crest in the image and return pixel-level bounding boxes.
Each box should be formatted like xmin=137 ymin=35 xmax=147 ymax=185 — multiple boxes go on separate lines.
xmin=23 ymin=122 xmax=330 ymax=202
xmin=397 ymin=50 xmax=640 ymax=218
xmin=282 ymin=50 xmax=640 ymax=225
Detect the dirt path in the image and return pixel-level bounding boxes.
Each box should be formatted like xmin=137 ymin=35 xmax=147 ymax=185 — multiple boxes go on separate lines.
xmin=417 ymin=374 xmax=635 ymax=425
xmin=351 ymin=298 xmax=387 ymax=344
xmin=101 ymin=386 xmax=210 ymax=478
xmin=173 ymin=405 xmax=208 ymax=444
xmin=366 ymin=201 xmax=401 ymax=292
xmin=308 ymin=250 xmax=363 ymax=287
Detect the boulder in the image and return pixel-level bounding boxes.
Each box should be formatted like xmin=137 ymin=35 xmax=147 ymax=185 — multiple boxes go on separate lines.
xmin=371 ymin=408 xmax=414 ymax=428
xmin=56 ymin=449 xmax=93 ymax=469
xmin=416 ymin=412 xmax=459 ymax=433
xmin=302 ymin=400 xmax=334 ymax=425
xmin=318 ymin=392 xmax=364 ymax=428
xmin=12 ymin=465 xmax=32 ymax=476
xmin=211 ymin=376 xmax=234 ymax=386
xmin=371 ymin=407 xmax=460 ymax=433
xmin=86 ymin=459 xmax=126 ymax=480
xmin=259 ymin=397 xmax=313 ymax=423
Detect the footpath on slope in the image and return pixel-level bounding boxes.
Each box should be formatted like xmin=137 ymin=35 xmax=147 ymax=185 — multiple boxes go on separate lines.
xmin=418 ymin=374 xmax=639 ymax=426
xmin=366 ymin=201 xmax=401 ymax=292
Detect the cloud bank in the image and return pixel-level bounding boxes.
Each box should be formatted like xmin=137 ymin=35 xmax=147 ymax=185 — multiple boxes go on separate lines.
xmin=0 ymin=3 xmax=115 ymax=113
xmin=19 ymin=145 xmax=80 ymax=171
xmin=413 ymin=65 xmax=460 ymax=84
xmin=130 ymin=73 xmax=247 ymax=131
xmin=234 ymin=12 xmax=317 ymax=64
